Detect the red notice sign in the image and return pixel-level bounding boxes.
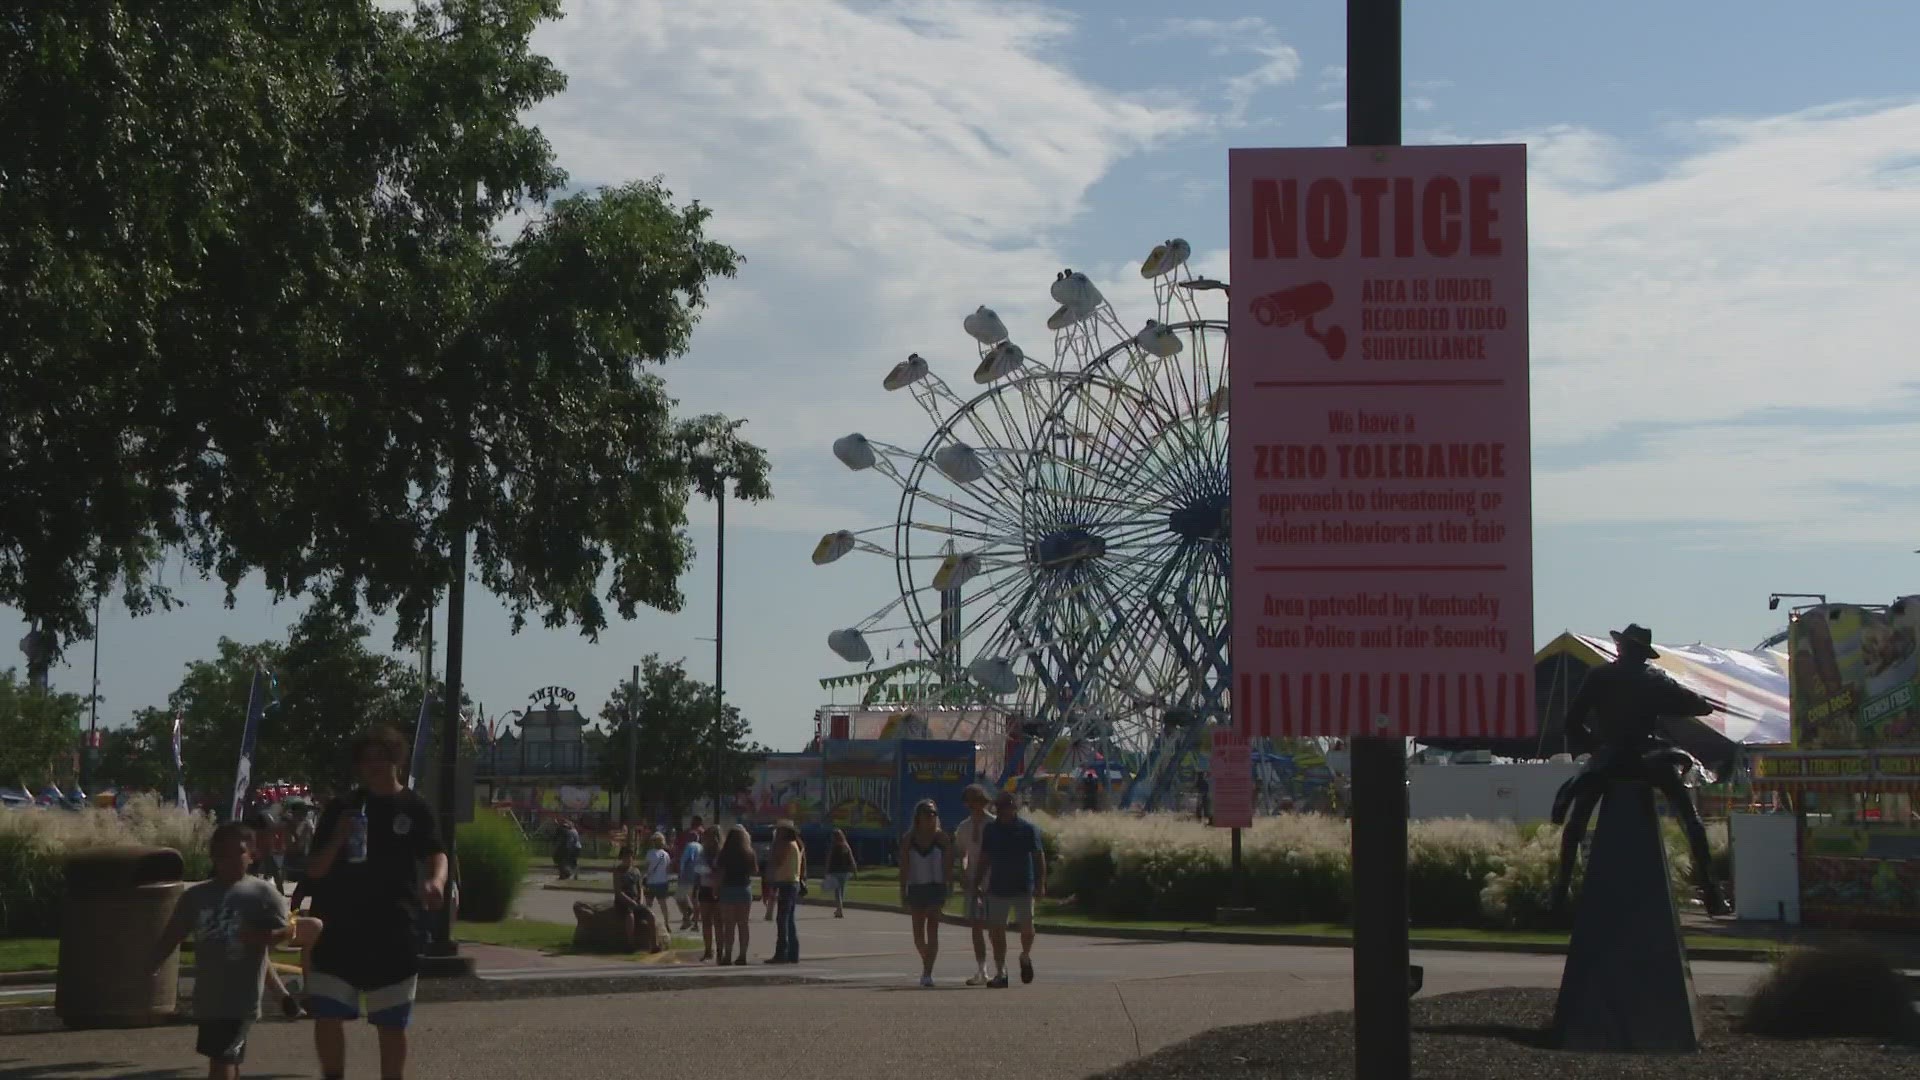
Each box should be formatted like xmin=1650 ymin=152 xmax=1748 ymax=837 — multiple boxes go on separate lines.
xmin=1229 ymin=145 xmax=1533 ymax=739
xmin=1209 ymin=730 xmax=1254 ymax=828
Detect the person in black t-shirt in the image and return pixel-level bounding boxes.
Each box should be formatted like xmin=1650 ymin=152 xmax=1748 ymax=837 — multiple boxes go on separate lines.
xmin=304 ymin=726 xmax=447 ymax=1080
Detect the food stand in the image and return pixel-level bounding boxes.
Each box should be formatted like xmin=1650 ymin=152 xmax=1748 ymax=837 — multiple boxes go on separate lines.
xmin=1747 ymin=598 xmax=1920 ymax=927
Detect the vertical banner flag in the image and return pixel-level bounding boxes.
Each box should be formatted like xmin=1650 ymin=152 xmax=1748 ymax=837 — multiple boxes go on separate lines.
xmin=171 ymin=708 xmax=187 ymax=810
xmin=407 ymin=689 xmax=434 ymax=790
xmin=229 ymin=667 xmax=273 ymax=820
xmin=1209 ymin=730 xmax=1255 ymax=828
xmin=1229 ymin=145 xmax=1534 ymax=739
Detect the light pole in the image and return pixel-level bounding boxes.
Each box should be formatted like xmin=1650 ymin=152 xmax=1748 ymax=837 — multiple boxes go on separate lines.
xmin=80 ymin=592 xmax=102 ymax=795
xmin=716 ymin=487 xmax=727 ymax=826
xmin=697 ymin=635 xmax=723 ymax=823
xmin=626 ymin=663 xmax=639 ymax=839
xmin=1767 ymin=592 xmax=1827 ymax=611
xmin=420 ymin=189 xmax=482 ymax=977
xmin=1347 ymin=2 xmax=1413 ymax=1078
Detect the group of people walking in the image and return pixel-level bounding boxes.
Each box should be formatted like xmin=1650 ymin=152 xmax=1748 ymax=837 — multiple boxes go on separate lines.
xmin=616 ymin=820 xmax=808 ymax=964
xmin=897 ymin=783 xmax=1046 ymax=988
xmin=608 ymin=783 xmax=1047 ymax=988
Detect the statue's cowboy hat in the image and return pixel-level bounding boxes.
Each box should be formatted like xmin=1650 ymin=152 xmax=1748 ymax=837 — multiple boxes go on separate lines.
xmin=1610 ymin=623 xmax=1659 ymax=659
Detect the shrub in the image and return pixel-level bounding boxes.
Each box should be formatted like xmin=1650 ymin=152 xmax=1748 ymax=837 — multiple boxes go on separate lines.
xmin=456 ymin=810 xmax=530 ymax=922
xmin=1478 ymin=824 xmax=1571 ymax=929
xmin=1407 ymin=818 xmax=1512 ymax=927
xmin=0 ymin=795 xmax=214 ymax=936
xmin=1032 ymin=805 xmax=1727 ymax=931
xmin=1742 ymin=947 xmax=1918 ymax=1043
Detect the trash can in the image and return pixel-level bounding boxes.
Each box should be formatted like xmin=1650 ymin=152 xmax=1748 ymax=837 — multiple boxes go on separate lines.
xmin=55 ymin=845 xmax=186 ymax=1029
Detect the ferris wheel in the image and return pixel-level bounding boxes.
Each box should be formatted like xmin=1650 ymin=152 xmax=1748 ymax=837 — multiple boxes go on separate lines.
xmin=814 ymin=238 xmax=1231 ymax=796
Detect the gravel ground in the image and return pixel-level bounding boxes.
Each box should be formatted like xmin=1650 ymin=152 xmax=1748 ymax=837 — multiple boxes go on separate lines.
xmin=1092 ymin=988 xmax=1920 ymax=1080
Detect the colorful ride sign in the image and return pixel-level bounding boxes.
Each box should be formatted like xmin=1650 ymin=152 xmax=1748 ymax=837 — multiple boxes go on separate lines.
xmin=1229 ymin=145 xmax=1534 ymax=738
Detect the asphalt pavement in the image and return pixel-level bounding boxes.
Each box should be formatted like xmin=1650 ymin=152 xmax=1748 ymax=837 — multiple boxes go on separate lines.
xmin=2 ymin=898 xmax=1775 ymax=1079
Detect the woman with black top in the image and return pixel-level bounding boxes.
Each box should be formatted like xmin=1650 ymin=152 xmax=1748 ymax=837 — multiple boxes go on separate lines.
xmin=824 ymin=829 xmax=857 ymax=918
xmin=716 ymin=825 xmax=757 ymax=966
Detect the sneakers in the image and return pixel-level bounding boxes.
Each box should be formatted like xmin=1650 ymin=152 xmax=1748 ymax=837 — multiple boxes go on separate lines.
xmin=280 ymin=995 xmax=305 ymax=1020
xmin=987 ymin=973 xmax=1009 ymax=988
xmin=919 ymin=974 xmax=935 ymax=988
xmin=1019 ymin=955 xmax=1034 ymax=984
xmin=966 ymin=971 xmax=988 ymax=987
xmin=834 ymin=910 xmax=845 ymax=918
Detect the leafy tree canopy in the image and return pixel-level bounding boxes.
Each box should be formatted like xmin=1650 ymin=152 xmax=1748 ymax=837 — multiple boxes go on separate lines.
xmin=0 ymin=669 xmax=85 ymax=790
xmin=0 ymin=0 xmax=767 ymax=663
xmin=129 ymin=607 xmax=443 ymax=794
xmin=584 ymin=655 xmax=765 ymax=822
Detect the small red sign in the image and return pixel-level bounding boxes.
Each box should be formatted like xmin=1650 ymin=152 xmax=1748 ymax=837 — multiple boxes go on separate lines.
xmin=1210 ymin=731 xmax=1254 ymax=829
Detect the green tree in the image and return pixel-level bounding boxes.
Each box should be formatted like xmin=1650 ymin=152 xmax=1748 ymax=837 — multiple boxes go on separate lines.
xmin=586 ymin=656 xmax=764 ymax=824
xmin=0 ymin=669 xmax=84 ymax=790
xmin=1 ymin=0 xmax=767 ymax=662
xmin=94 ymin=712 xmax=175 ymax=793
xmin=150 ymin=608 xmax=435 ymax=796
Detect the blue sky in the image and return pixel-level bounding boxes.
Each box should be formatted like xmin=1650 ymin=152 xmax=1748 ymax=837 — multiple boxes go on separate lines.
xmin=10 ymin=0 xmax=1920 ymax=754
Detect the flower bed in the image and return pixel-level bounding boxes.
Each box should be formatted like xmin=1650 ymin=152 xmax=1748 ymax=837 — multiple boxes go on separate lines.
xmin=1032 ymin=811 xmax=1728 ymax=929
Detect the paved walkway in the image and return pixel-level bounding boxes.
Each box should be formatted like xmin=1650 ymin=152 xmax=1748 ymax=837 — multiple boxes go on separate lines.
xmin=2 ymin=903 xmax=1773 ymax=1079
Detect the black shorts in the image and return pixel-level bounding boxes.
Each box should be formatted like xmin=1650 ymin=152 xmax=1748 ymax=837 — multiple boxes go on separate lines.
xmin=644 ymin=883 xmax=671 ymax=900
xmin=196 ymin=1018 xmax=252 ymax=1063
xmin=694 ymin=885 xmax=718 ymax=903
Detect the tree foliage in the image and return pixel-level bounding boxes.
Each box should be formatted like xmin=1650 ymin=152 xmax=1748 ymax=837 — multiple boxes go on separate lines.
xmin=127 ymin=607 xmax=435 ymax=793
xmin=0 ymin=0 xmax=767 ymax=662
xmin=584 ymin=655 xmax=764 ymax=821
xmin=0 ymin=669 xmax=84 ymax=789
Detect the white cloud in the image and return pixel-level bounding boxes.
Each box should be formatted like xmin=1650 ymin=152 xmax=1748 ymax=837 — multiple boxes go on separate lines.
xmin=1137 ymin=17 xmax=1303 ymax=123
xmin=525 ymin=0 xmax=1198 ymax=534
xmin=1520 ymin=101 xmax=1920 ymax=540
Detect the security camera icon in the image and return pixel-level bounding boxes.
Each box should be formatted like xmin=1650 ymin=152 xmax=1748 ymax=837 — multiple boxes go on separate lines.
xmin=1250 ymin=282 xmax=1347 ymax=361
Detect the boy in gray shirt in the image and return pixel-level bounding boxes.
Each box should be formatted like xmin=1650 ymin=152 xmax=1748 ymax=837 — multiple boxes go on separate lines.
xmin=151 ymin=821 xmax=317 ymax=1078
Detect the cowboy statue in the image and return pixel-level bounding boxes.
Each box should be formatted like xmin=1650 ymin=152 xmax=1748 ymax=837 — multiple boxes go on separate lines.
xmin=1549 ymin=624 xmax=1730 ymax=917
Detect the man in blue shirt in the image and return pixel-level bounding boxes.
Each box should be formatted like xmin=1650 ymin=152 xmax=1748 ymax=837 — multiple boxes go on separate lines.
xmin=676 ymin=823 xmax=706 ymax=931
xmin=970 ymin=791 xmax=1046 ymax=988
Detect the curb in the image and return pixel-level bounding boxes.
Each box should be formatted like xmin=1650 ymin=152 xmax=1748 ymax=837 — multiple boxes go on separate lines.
xmin=796 ymin=896 xmax=1788 ymax=964
xmin=0 ymin=969 xmax=832 ymax=1037
xmin=0 ymin=960 xmax=300 ymax=993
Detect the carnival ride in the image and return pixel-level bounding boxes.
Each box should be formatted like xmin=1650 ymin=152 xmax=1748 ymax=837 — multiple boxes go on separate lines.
xmin=813 ymin=240 xmax=1240 ymax=806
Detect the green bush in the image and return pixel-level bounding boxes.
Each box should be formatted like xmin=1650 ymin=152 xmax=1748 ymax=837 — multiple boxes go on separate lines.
xmin=1032 ymin=807 xmax=1727 ymax=931
xmin=1408 ymin=819 xmax=1512 ymax=927
xmin=1743 ymin=946 xmax=1918 ymax=1043
xmin=456 ymin=810 xmax=530 ymax=922
xmin=0 ymin=795 xmax=213 ymax=937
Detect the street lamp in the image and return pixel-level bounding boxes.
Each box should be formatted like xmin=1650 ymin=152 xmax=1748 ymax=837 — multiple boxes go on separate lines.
xmin=1767 ymin=592 xmax=1827 ymax=611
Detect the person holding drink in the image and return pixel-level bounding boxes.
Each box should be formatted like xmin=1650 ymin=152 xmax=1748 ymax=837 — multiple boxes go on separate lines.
xmin=303 ymin=727 xmax=447 ymax=1080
